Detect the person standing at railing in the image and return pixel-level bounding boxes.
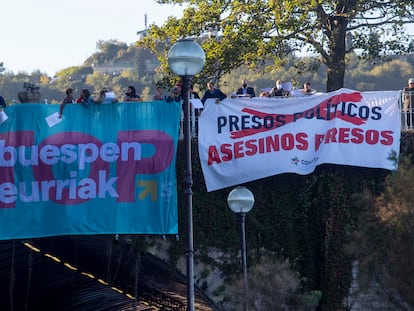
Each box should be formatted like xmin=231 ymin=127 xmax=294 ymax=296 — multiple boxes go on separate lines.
xmin=96 ymin=87 xmax=118 ymax=104
xmin=201 ymin=80 xmax=227 ymax=104
xmin=300 ymin=82 xmax=316 ymax=95
xmin=59 ymin=88 xmax=75 ymax=118
xmin=236 ymin=79 xmax=256 ymax=98
xmin=123 ymin=86 xmax=143 ymax=102
xmin=269 ymin=79 xmax=290 ymax=97
xmin=190 ymin=84 xmax=200 ymax=100
xmin=166 ymin=87 xmax=182 ymax=103
xmin=76 ymin=89 xmax=95 ymax=107
xmin=153 ymin=86 xmax=165 ymax=101
xmin=0 ymin=95 xmax=6 ymax=109
xmin=403 ymin=78 xmax=414 ymax=127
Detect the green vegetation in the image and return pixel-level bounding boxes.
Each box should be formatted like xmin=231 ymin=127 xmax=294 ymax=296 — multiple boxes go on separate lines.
xmin=0 ymin=41 xmax=160 ymax=104
xmin=1 ymin=41 xmax=414 ymax=105
xmin=1 ymin=28 xmax=414 ymax=308
xmin=348 ymin=134 xmax=414 ymax=308
xmin=170 ymin=139 xmax=396 ymax=310
xmin=230 ymin=253 xmax=321 ymax=310
xmin=143 ymin=0 xmax=414 ymax=91
xmin=159 ymin=135 xmax=414 ymax=310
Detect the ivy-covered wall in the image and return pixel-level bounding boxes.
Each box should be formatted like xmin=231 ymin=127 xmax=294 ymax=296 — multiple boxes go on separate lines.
xmin=174 ymin=134 xmax=410 ymax=310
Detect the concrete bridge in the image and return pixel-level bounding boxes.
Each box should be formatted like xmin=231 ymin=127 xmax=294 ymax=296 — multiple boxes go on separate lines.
xmin=0 ymin=236 xmax=214 ymax=311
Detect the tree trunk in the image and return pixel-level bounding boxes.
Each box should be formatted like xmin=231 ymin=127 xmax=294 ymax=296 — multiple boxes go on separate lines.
xmin=325 ymin=16 xmax=348 ymax=92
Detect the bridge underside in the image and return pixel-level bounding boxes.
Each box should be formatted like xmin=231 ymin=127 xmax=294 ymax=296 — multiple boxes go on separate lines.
xmin=0 ymin=236 xmax=212 ymax=311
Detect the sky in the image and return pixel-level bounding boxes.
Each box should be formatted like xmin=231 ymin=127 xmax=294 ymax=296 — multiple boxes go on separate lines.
xmin=0 ymin=0 xmax=184 ymax=76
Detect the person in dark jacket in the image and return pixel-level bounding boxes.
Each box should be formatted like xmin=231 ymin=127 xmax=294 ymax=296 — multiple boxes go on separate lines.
xmin=201 ymin=81 xmax=227 ymax=104
xmin=236 ymin=79 xmax=255 ymax=98
xmin=0 ymin=95 xmax=6 ymax=109
xmin=166 ymin=87 xmax=182 ymax=103
xmin=123 ymin=86 xmax=142 ymax=102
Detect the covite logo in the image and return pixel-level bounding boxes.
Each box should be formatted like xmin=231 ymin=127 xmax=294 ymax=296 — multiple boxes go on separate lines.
xmin=291 ymin=156 xmax=319 ymax=166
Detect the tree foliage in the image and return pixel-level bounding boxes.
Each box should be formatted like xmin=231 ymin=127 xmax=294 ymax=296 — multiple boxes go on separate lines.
xmin=85 ymin=40 xmax=129 ymax=66
xmin=349 ymin=147 xmax=414 ymax=308
xmin=230 ymin=253 xmax=320 ymax=310
xmin=2 ymin=39 xmax=414 ymax=104
xmin=141 ymin=0 xmax=414 ymax=91
xmin=172 ymin=140 xmax=390 ymax=310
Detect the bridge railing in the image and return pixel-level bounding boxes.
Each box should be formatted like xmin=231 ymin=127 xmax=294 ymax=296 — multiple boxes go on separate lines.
xmin=400 ymin=90 xmax=414 ymax=131
xmin=139 ymin=286 xmax=186 ymax=311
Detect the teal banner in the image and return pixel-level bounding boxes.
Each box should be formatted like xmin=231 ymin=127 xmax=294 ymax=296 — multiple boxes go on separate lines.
xmin=0 ymin=102 xmax=180 ymax=239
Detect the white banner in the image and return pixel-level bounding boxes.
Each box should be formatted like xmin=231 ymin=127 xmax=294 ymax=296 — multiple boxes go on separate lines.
xmin=198 ymin=88 xmax=401 ymax=192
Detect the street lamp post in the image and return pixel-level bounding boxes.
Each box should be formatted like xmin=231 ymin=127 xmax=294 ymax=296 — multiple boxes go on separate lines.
xmin=168 ymin=38 xmax=205 ymax=311
xmin=227 ymin=186 xmax=255 ymax=311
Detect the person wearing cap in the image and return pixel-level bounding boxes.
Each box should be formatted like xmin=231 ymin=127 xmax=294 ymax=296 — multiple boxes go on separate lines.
xmin=403 ymin=78 xmax=414 ymax=127
xmin=59 ymin=88 xmax=75 ymax=118
xmin=201 ymin=80 xmax=227 ymax=104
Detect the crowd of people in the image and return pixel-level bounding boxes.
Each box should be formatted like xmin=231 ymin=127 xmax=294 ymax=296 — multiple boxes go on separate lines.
xmin=57 ymin=78 xmax=318 ymax=116
xmin=59 ymin=86 xmax=143 ymax=117
xmin=257 ymin=79 xmax=316 ymax=98
xmin=53 ymin=79 xmax=320 ymax=117
xmin=1 ymin=78 xmax=316 ymax=117
xmin=2 ymin=76 xmax=414 ymax=112
xmin=1 ymin=76 xmax=414 ymax=130
xmin=227 ymin=78 xmax=317 ymax=98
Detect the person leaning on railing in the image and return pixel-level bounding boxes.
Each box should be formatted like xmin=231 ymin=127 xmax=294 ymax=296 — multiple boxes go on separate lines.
xmin=236 ymin=79 xmax=256 ymax=98
xmin=153 ymin=86 xmax=165 ymax=101
xmin=166 ymin=87 xmax=182 ymax=103
xmin=201 ymin=80 xmax=227 ymax=104
xmin=269 ymin=79 xmax=290 ymax=97
xmin=59 ymin=88 xmax=75 ymax=118
xmin=123 ymin=86 xmax=143 ymax=102
xmin=403 ymin=77 xmax=414 ymax=127
xmin=76 ymin=89 xmax=94 ymax=107
xmin=201 ymin=80 xmax=227 ymax=105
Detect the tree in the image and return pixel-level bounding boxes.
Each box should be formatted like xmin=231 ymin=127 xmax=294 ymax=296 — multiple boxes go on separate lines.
xmin=348 ymin=151 xmax=414 ymax=308
xmin=229 ymin=254 xmax=320 ymax=310
xmin=84 ymin=40 xmax=129 ymax=66
xmin=141 ymin=0 xmax=414 ymax=91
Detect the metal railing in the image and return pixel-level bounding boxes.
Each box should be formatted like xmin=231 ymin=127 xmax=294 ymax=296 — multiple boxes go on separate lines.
xmin=178 ymin=108 xmax=200 ymax=140
xmin=139 ymin=286 xmax=186 ymax=311
xmin=401 ymin=90 xmax=414 ymax=130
